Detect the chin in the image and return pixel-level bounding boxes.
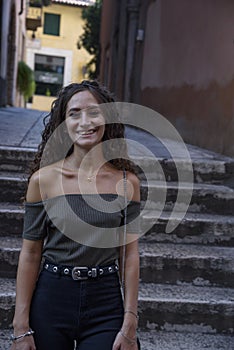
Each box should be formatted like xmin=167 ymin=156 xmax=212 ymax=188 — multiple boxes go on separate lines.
xmin=75 ymin=139 xmax=102 ymax=149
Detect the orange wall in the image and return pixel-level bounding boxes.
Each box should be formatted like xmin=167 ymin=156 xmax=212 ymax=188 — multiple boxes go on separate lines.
xmin=141 ymin=0 xmax=234 ymax=156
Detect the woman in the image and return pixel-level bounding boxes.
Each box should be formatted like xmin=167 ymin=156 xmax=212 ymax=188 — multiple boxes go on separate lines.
xmin=10 ymin=80 xmax=140 ymax=350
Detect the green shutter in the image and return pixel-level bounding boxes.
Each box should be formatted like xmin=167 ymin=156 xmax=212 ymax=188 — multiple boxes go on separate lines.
xmin=44 ymin=13 xmax=60 ymax=36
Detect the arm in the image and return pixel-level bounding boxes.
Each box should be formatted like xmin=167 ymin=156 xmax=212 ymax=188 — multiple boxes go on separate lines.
xmin=11 ymin=172 xmax=44 ymax=349
xmin=113 ymin=173 xmax=140 ymax=349
xmin=120 ymin=239 xmax=139 ymax=336
xmin=12 ymin=239 xmax=43 ymax=335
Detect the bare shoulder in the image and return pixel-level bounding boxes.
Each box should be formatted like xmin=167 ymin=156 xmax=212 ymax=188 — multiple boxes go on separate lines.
xmin=107 ymin=165 xmax=139 ymax=185
xmin=122 ymin=171 xmax=140 ymax=202
xmin=127 ymin=171 xmax=140 ymax=199
xmin=26 ymin=162 xmax=61 ymax=202
xmin=26 ymin=169 xmax=42 ymax=202
xmin=126 ymin=171 xmax=140 ymax=187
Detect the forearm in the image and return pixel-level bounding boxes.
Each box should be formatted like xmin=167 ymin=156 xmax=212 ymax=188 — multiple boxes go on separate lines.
xmin=13 ymin=242 xmax=43 ymax=333
xmin=121 ymin=243 xmax=139 ymax=335
xmin=123 ymin=254 xmax=139 ymax=313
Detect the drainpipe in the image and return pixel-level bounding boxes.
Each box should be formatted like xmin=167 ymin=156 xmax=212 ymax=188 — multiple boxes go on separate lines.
xmin=132 ymin=0 xmax=154 ymax=103
xmin=124 ymin=0 xmax=140 ymax=102
xmin=18 ymin=0 xmax=24 ymax=15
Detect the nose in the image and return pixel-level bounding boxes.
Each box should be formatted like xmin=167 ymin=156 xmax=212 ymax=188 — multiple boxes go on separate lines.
xmin=79 ymin=111 xmax=91 ymax=128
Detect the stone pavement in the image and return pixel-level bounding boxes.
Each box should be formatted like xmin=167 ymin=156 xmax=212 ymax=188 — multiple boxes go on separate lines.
xmin=0 ymin=107 xmax=47 ymax=149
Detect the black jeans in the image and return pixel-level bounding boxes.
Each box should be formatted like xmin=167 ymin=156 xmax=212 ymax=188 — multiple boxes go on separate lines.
xmin=30 ymin=269 xmax=124 ymax=350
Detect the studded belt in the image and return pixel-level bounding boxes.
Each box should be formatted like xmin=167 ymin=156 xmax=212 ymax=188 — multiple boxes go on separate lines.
xmin=43 ymin=261 xmax=119 ymax=280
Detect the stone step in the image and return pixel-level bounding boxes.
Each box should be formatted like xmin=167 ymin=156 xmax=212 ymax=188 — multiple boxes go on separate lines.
xmin=0 ymin=203 xmax=24 ymax=236
xmin=138 ymin=283 xmax=234 ymax=334
xmin=1 ymin=173 xmax=234 ymax=218
xmin=1 ymin=279 xmax=233 ymax=334
xmin=0 ymin=329 xmax=233 ymax=350
xmin=1 ymin=146 xmax=234 ymax=186
xmin=139 ymin=243 xmax=234 ymax=287
xmin=0 ymin=175 xmax=27 ymax=203
xmin=141 ymin=181 xmax=234 ymax=215
xmin=0 ymin=146 xmax=35 ymax=173
xmin=138 ymin=330 xmax=234 ymax=350
xmin=0 ymin=236 xmax=233 ymax=287
xmin=0 ymin=237 xmax=21 ymax=278
xmin=1 ymin=203 xmax=234 ymax=247
xmin=0 ymin=279 xmax=15 ymax=329
xmin=132 ymin=155 xmax=234 ymax=186
xmin=140 ymin=331 xmax=234 ymax=350
xmin=141 ymin=211 xmax=234 ymax=246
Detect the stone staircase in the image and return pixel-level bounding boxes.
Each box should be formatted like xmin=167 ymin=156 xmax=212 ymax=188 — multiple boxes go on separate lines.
xmin=0 ymin=145 xmax=234 ymax=349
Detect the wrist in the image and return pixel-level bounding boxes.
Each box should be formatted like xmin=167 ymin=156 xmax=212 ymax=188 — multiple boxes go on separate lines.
xmin=121 ymin=320 xmax=137 ymax=338
xmin=12 ymin=322 xmax=30 ymax=336
xmin=11 ymin=329 xmax=34 ymax=342
xmin=123 ymin=312 xmax=138 ymax=330
xmin=124 ymin=309 xmax=139 ymax=321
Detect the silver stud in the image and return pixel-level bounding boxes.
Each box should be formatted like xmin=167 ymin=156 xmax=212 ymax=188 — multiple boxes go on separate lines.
xmin=99 ymin=269 xmax=104 ymax=275
xmin=45 ymin=264 xmax=49 ymax=269
xmin=64 ymin=268 xmax=69 ymax=275
xmin=108 ymin=267 xmax=113 ymax=273
xmin=91 ymin=268 xmax=97 ymax=278
xmin=53 ymin=266 xmax=58 ymax=273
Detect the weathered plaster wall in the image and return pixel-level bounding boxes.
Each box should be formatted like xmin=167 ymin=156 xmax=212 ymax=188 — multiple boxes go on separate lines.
xmin=141 ymin=0 xmax=234 ymax=156
xmin=99 ymin=0 xmax=116 ymax=86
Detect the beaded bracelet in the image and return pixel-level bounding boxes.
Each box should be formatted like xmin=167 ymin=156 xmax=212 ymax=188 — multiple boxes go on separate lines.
xmin=124 ymin=310 xmax=139 ymax=320
xmin=11 ymin=329 xmax=35 ymax=342
xmin=119 ymin=329 xmax=137 ymax=345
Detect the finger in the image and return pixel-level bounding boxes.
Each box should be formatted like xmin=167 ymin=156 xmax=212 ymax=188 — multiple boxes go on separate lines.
xmin=112 ymin=341 xmax=120 ymax=350
xmin=112 ymin=334 xmax=121 ymax=350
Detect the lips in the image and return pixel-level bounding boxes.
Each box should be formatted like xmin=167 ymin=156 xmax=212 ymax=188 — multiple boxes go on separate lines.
xmin=78 ymin=127 xmax=98 ymax=135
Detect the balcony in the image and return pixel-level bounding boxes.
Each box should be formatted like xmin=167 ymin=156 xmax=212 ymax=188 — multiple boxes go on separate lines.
xmin=26 ymin=6 xmax=42 ymax=31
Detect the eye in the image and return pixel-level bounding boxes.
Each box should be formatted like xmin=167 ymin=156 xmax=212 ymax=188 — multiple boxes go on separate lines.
xmin=87 ymin=108 xmax=102 ymax=117
xmin=69 ymin=111 xmax=81 ymax=119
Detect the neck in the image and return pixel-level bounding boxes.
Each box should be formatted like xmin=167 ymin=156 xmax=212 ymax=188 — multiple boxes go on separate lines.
xmin=65 ymin=144 xmax=107 ymax=174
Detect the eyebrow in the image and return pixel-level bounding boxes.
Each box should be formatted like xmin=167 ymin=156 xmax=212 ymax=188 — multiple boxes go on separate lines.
xmin=67 ymin=105 xmax=100 ymax=114
xmin=67 ymin=108 xmax=81 ymax=113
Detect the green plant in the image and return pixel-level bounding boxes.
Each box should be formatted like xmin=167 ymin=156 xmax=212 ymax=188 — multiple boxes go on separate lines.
xmin=29 ymin=0 xmax=51 ymax=7
xmin=77 ymin=0 xmax=102 ymax=79
xmin=45 ymin=88 xmax=51 ymax=96
xmin=17 ymin=61 xmax=36 ymax=107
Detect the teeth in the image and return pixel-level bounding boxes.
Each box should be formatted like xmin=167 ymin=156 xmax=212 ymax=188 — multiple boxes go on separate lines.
xmin=80 ymin=129 xmax=95 ymax=135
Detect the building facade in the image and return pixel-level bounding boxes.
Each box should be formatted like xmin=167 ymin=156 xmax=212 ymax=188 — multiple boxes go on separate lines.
xmin=0 ymin=0 xmax=27 ymax=107
xmin=26 ymin=0 xmax=95 ymax=111
xmin=100 ymin=0 xmax=234 ymax=156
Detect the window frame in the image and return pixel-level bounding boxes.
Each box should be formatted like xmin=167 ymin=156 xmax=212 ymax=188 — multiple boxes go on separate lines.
xmin=43 ymin=12 xmax=61 ymax=36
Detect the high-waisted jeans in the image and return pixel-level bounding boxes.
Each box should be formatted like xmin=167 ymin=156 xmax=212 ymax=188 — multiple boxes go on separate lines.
xmin=30 ymin=268 xmax=124 ymax=350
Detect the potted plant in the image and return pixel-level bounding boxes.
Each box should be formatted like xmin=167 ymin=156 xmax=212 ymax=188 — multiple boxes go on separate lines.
xmin=29 ymin=0 xmax=51 ymax=7
xmin=17 ymin=61 xmax=36 ymax=108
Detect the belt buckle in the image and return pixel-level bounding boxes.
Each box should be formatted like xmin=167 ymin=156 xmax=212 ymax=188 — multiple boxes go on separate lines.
xmin=72 ymin=267 xmax=89 ymax=280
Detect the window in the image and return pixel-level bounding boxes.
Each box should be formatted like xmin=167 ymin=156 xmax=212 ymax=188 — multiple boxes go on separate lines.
xmin=43 ymin=13 xmax=60 ymax=36
xmin=34 ymin=54 xmax=65 ymax=96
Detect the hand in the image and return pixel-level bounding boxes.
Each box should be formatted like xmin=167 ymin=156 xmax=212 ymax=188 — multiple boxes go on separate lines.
xmin=112 ymin=331 xmax=138 ymax=350
xmin=9 ymin=336 xmax=36 ymax=350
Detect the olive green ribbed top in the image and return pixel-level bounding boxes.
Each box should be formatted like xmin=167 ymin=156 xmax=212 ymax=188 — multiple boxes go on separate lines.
xmin=23 ymin=194 xmax=140 ymax=266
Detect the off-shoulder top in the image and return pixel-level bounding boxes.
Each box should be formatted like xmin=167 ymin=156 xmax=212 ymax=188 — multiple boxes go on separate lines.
xmin=23 ymin=193 xmax=140 ymax=266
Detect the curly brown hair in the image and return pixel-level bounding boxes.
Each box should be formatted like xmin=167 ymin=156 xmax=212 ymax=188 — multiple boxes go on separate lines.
xmin=28 ymin=80 xmax=137 ymax=181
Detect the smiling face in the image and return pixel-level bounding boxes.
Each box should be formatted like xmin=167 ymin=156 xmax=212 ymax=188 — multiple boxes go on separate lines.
xmin=65 ymin=90 xmax=105 ymax=150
